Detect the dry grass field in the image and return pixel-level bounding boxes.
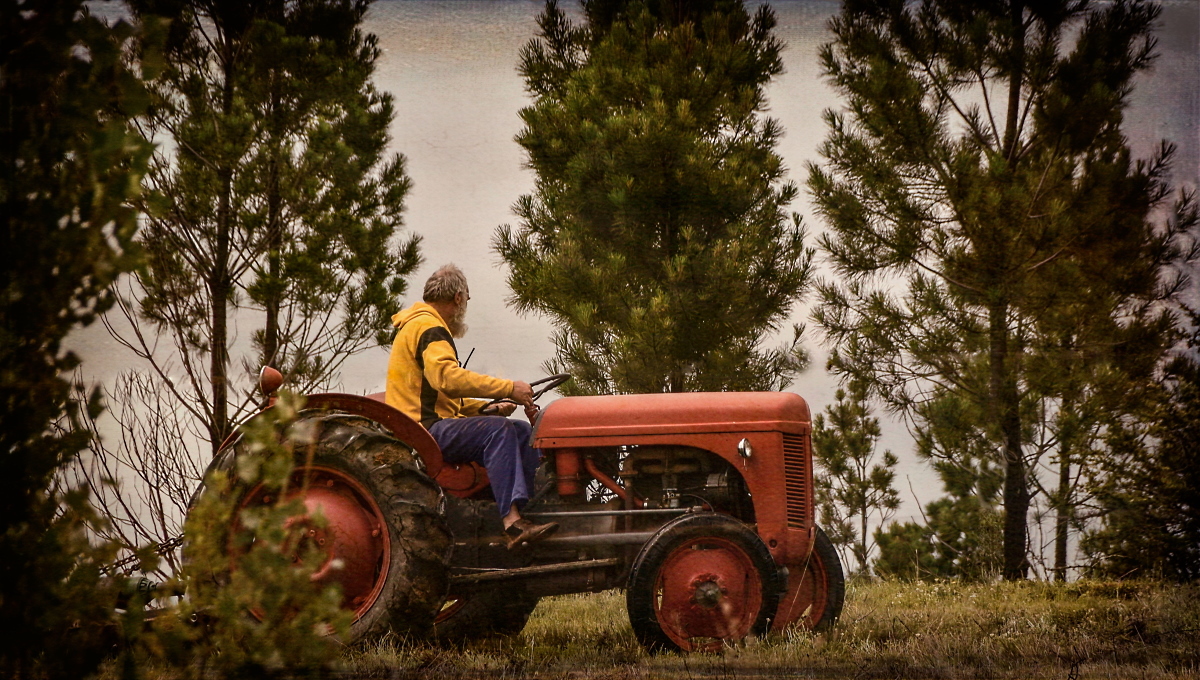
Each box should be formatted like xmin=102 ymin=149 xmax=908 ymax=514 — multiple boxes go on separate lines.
xmin=337 ymin=579 xmax=1200 ymax=680
xmin=107 ymin=579 xmax=1199 ymax=679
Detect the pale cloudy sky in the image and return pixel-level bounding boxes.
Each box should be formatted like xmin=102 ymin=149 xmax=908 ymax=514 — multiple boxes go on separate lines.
xmin=73 ymin=1 xmax=1200 ymax=558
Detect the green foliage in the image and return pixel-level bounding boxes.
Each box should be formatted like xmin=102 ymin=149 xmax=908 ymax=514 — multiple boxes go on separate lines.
xmin=0 ymin=2 xmax=157 ymax=676
xmin=809 ymin=0 xmax=1194 ymax=579
xmin=126 ymin=0 xmax=420 ymax=451
xmin=877 ymin=393 xmax=1004 ymax=581
xmin=496 ymin=0 xmax=814 ymax=394
xmin=873 ymin=520 xmax=938 ymax=581
xmin=146 ymin=392 xmax=351 ymax=677
xmin=875 ymin=497 xmax=1003 ymax=582
xmin=1082 ymin=353 xmax=1200 ymax=582
xmin=812 ymin=386 xmax=899 ymax=575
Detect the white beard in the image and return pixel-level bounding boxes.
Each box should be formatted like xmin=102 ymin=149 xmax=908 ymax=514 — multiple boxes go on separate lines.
xmin=447 ymin=302 xmax=469 ymax=339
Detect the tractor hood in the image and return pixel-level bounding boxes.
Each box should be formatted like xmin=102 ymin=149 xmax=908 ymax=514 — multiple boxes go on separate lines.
xmin=533 ymin=391 xmax=811 ymax=444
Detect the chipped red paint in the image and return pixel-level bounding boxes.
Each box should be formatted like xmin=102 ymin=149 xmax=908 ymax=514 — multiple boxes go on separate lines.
xmin=654 ymin=535 xmax=764 ymax=652
xmin=534 ymin=392 xmax=815 ymax=569
xmin=239 ymin=465 xmax=390 ymax=620
xmin=360 ymin=392 xmax=491 ymax=499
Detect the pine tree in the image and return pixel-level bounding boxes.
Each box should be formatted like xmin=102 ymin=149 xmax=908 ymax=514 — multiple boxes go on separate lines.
xmin=810 ymin=0 xmax=1194 ymax=579
xmin=0 ymin=2 xmax=156 ymax=675
xmin=496 ymin=0 xmax=813 ymax=394
xmin=812 ymin=386 xmax=900 ymax=575
xmin=122 ymin=0 xmax=420 ymax=455
xmin=1081 ymin=349 xmax=1200 ymax=582
xmin=875 ymin=390 xmax=1005 ymax=581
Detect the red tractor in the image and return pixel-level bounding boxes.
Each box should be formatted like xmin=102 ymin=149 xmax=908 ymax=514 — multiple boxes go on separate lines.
xmin=190 ymin=369 xmax=844 ymax=653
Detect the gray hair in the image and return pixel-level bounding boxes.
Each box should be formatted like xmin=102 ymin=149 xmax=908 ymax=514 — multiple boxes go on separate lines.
xmin=423 ymin=264 xmax=468 ymax=303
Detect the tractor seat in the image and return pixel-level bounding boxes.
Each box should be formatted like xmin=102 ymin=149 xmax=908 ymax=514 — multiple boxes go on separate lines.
xmin=360 ymin=392 xmax=491 ymax=499
xmin=434 ymin=460 xmax=491 ymax=499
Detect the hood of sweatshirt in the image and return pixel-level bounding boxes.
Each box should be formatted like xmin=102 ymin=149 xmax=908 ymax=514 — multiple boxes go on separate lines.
xmin=391 ymin=302 xmax=445 ymax=329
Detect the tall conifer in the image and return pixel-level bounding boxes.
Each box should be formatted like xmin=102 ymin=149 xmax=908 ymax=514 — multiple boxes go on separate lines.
xmin=810 ymin=0 xmax=1195 ymax=579
xmin=125 ymin=0 xmax=419 ymax=455
xmin=497 ymin=0 xmax=813 ymax=394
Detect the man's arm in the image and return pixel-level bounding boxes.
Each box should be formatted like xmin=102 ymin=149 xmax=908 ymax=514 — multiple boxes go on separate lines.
xmin=419 ymin=328 xmax=513 ymax=399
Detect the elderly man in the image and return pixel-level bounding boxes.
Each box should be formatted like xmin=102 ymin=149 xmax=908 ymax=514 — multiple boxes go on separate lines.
xmin=385 ymin=264 xmax=558 ymax=547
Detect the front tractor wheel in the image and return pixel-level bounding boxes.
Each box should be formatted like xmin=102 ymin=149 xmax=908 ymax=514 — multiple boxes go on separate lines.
xmin=187 ymin=412 xmax=452 ymax=645
xmin=626 ymin=513 xmax=782 ymax=653
xmin=772 ymin=526 xmax=845 ymax=632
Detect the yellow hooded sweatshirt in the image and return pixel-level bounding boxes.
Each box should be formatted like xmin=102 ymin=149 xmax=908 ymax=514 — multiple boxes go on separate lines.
xmin=385 ymin=302 xmax=514 ymax=428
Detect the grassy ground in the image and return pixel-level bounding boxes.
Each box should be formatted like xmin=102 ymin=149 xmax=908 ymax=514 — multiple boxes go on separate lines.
xmin=336 ymin=579 xmax=1200 ymax=679
xmin=110 ymin=579 xmax=1200 ymax=679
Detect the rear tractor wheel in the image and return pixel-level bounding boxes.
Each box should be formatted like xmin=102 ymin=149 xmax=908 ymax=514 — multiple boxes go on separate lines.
xmin=433 ymin=590 xmax=541 ymax=642
xmin=186 ymin=411 xmax=452 ymax=645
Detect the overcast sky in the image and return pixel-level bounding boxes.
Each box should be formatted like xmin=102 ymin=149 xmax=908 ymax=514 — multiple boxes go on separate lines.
xmin=72 ymin=0 xmax=1200 ymax=553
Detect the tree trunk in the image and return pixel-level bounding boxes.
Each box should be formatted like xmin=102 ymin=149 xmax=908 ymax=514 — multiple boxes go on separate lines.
xmin=1054 ymin=394 xmax=1075 ymax=581
xmin=994 ymin=0 xmax=1030 ymax=581
xmin=263 ymin=88 xmax=283 ymax=380
xmin=264 ymin=70 xmax=284 ymax=388
xmin=990 ymin=301 xmax=1028 ymax=581
xmin=1002 ymin=0 xmax=1026 ymax=163
xmin=208 ymin=45 xmax=235 ymax=458
xmin=860 ymin=504 xmax=868 ymax=574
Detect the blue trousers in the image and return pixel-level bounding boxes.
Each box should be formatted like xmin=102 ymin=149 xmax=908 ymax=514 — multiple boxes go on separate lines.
xmin=429 ymin=416 xmax=540 ymax=517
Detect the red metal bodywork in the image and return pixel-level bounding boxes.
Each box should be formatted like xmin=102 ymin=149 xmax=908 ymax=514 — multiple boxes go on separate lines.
xmin=238 ymin=465 xmax=390 ymax=618
xmin=242 ymin=387 xmax=824 ymax=632
xmin=312 ymin=393 xmax=491 ymax=498
xmin=654 ymin=534 xmax=764 ymax=651
xmin=533 ymin=392 xmax=815 ymax=566
xmin=291 ymin=391 xmax=815 ymax=564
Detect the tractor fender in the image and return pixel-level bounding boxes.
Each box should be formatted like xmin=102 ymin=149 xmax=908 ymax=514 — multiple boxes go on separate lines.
xmin=216 ymin=393 xmax=445 ymax=477
xmin=305 ymin=393 xmax=444 ymax=477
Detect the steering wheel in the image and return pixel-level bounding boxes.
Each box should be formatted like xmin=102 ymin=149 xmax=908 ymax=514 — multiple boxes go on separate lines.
xmin=484 ymin=373 xmax=572 ymax=410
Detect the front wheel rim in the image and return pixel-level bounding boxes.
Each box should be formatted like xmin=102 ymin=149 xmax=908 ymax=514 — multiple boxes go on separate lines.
xmin=653 ymin=536 xmax=764 ymax=652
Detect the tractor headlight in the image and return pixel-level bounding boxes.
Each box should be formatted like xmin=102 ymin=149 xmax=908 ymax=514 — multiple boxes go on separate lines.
xmin=737 ymin=438 xmax=753 ymax=460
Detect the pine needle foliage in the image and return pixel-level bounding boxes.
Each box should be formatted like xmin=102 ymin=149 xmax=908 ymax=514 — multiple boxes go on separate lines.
xmin=1082 ymin=351 xmax=1200 ymax=582
xmin=0 ymin=2 xmax=159 ymax=676
xmin=809 ymin=0 xmax=1196 ymax=580
xmin=496 ymin=0 xmax=814 ymax=395
xmin=812 ymin=386 xmax=900 ymax=575
xmin=872 ymin=388 xmax=1004 ymax=580
xmin=127 ymin=0 xmax=420 ymax=454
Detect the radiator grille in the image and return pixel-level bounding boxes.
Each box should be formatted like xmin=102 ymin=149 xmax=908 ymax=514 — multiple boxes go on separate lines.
xmin=782 ymin=433 xmax=807 ymax=529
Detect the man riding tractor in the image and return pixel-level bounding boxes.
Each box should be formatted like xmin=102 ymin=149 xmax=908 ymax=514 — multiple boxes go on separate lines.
xmin=189 ymin=266 xmax=844 ymax=651
xmin=384 ymin=264 xmax=558 ymax=548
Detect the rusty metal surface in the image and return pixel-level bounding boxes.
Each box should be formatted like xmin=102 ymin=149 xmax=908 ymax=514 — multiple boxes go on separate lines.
xmin=654 ymin=535 xmax=763 ymax=651
xmin=449 ymin=557 xmax=622 ymax=585
xmin=305 ymin=393 xmax=444 ymax=476
xmin=533 ymin=391 xmax=810 ymax=441
xmin=240 ymin=465 xmax=390 ymax=619
xmin=434 ymin=462 xmax=491 ymax=499
xmin=773 ymin=551 xmax=829 ymax=631
xmin=550 ymin=431 xmax=810 ymax=567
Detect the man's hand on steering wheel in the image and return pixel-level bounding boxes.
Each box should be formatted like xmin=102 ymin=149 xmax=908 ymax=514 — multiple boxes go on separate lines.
xmin=510 ymin=380 xmax=534 ymax=407
xmin=480 ymin=380 xmax=532 ymax=417
xmin=481 ymin=374 xmax=571 ymax=421
xmin=482 ymin=401 xmax=518 ymax=417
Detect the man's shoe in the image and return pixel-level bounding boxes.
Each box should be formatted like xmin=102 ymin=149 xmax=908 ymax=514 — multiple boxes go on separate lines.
xmin=504 ymin=518 xmax=559 ymax=549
